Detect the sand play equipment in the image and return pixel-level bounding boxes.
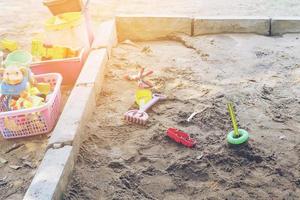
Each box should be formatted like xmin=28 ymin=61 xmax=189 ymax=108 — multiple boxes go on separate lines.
xmin=31 ymin=48 xmax=87 ymax=85
xmin=43 ymin=0 xmax=83 ymax=15
xmin=4 ymin=50 xmax=32 ymax=67
xmin=125 ymin=67 xmax=154 ymax=88
xmin=124 ymin=93 xmax=166 ymax=125
xmin=227 ymin=129 xmax=249 ymax=145
xmin=135 ymin=88 xmax=152 ymax=107
xmin=31 ymin=11 xmax=91 ymax=85
xmin=0 ymin=39 xmax=19 ymax=52
xmin=0 ymin=73 xmax=62 ymax=139
xmin=44 ymin=12 xmax=90 ymax=50
xmin=166 ymin=128 xmax=197 ymax=147
xmin=227 ymin=103 xmax=249 ymax=145
xmin=28 ymin=0 xmax=93 ymax=85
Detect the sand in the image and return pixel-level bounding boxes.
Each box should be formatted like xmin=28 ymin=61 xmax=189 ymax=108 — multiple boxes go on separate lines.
xmin=1 ymin=1 xmax=300 ymax=199
xmin=64 ymin=33 xmax=300 ymax=199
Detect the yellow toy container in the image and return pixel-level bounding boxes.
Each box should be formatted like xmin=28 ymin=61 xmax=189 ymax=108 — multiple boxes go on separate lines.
xmin=32 ymin=39 xmax=75 ymax=60
xmin=52 ymin=46 xmax=67 ymax=59
xmin=0 ymin=39 xmax=18 ymax=52
xmin=44 ymin=12 xmax=90 ymax=50
xmin=31 ymin=39 xmax=44 ymax=57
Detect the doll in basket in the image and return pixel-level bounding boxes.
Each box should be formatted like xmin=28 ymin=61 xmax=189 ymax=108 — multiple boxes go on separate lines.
xmin=0 ymin=65 xmax=46 ymax=111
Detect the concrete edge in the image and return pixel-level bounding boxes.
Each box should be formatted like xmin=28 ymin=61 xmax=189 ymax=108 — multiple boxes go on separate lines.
xmin=47 ymin=84 xmax=96 ymax=150
xmin=270 ymin=17 xmax=300 ymax=35
xmin=47 ymin=48 xmax=108 ymax=151
xmin=24 ymin=49 xmax=108 ymax=199
xmin=193 ymin=16 xmax=271 ymax=36
xmin=193 ymin=16 xmax=300 ymax=36
xmin=114 ymin=15 xmax=300 ymax=40
xmin=116 ymin=14 xmax=194 ymax=19
xmin=116 ymin=15 xmax=193 ymax=41
xmin=24 ymin=20 xmax=113 ymax=200
xmin=75 ymin=49 xmax=108 ymax=98
xmin=91 ymin=19 xmax=118 ymax=58
xmin=23 ymin=146 xmax=74 ymax=200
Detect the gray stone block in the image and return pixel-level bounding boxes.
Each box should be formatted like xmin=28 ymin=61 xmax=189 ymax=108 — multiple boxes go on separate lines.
xmin=271 ymin=17 xmax=300 ymax=35
xmin=116 ymin=15 xmax=192 ymax=41
xmin=194 ymin=16 xmax=270 ymax=36
xmin=47 ymin=85 xmax=95 ymax=149
xmin=23 ymin=146 xmax=74 ymax=200
xmin=92 ymin=19 xmax=118 ymax=58
xmin=75 ymin=48 xmax=108 ymax=95
xmin=48 ymin=47 xmax=109 ymax=150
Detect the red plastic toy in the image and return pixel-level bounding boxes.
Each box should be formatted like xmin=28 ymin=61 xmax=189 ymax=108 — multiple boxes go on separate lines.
xmin=166 ymin=128 xmax=196 ymax=148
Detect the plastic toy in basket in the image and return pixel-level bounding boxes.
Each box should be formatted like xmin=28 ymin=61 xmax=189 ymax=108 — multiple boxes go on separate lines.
xmin=9 ymin=88 xmax=45 ymax=111
xmin=0 ymin=39 xmax=19 ymax=52
xmin=0 ymin=63 xmax=38 ymax=109
xmin=32 ymin=39 xmax=80 ymax=61
xmin=0 ymin=73 xmax=62 ymax=139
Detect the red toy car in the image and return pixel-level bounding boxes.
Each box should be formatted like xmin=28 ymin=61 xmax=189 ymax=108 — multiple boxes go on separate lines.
xmin=166 ymin=128 xmax=196 ymax=148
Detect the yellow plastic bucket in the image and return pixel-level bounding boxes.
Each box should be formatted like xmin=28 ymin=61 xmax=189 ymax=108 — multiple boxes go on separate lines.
xmin=44 ymin=12 xmax=90 ymax=49
xmin=45 ymin=12 xmax=82 ymax=31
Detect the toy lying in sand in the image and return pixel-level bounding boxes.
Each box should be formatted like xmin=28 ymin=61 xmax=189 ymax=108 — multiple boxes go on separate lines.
xmin=227 ymin=103 xmax=249 ymax=145
xmin=166 ymin=128 xmax=197 ymax=148
xmin=124 ymin=94 xmax=166 ymax=125
xmin=124 ymin=67 xmax=154 ymax=88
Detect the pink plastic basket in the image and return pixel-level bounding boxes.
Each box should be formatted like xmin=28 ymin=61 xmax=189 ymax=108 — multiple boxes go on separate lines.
xmin=0 ymin=73 xmax=62 ymax=139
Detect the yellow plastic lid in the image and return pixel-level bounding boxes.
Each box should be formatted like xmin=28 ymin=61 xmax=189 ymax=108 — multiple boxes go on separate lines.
xmin=45 ymin=12 xmax=82 ymax=31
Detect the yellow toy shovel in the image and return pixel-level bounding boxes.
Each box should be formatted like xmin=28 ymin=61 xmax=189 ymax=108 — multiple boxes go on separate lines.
xmin=135 ymin=89 xmax=152 ymax=108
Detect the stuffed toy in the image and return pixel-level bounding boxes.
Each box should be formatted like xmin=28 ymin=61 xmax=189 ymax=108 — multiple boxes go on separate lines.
xmin=0 ymin=66 xmax=35 ymax=96
xmin=0 ymin=66 xmax=43 ymax=111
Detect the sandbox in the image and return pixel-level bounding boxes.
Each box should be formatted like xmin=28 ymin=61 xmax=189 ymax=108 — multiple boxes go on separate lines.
xmin=14 ymin=16 xmax=300 ymax=200
xmin=60 ymin=34 xmax=300 ymax=199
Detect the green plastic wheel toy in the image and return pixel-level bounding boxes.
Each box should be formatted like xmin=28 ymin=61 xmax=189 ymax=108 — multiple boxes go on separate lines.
xmin=227 ymin=129 xmax=249 ymax=145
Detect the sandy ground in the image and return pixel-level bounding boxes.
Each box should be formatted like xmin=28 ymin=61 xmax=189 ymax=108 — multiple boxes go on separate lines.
xmin=64 ymin=34 xmax=300 ymax=199
xmin=0 ymin=135 xmax=48 ymax=200
xmin=1 ymin=0 xmax=300 ymax=199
